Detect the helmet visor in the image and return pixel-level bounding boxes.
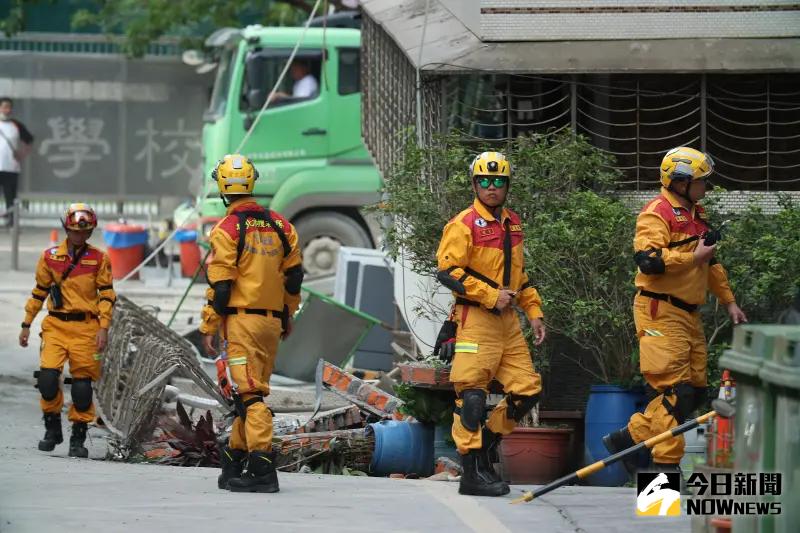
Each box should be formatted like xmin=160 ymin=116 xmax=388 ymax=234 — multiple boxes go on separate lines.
xmin=670 ymin=163 xmax=694 ymax=182
xmin=66 ymin=210 xmax=96 ymax=230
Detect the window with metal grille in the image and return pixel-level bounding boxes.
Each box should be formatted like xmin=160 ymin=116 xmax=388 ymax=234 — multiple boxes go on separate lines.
xmin=443 ymin=73 xmax=800 ymax=191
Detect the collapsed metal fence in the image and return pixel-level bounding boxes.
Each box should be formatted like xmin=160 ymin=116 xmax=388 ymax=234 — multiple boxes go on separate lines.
xmin=97 ymin=295 xmax=227 ymax=457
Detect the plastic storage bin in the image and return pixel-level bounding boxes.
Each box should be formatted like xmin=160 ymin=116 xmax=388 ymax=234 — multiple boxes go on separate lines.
xmin=102 ymin=223 xmax=148 ymax=280
xmin=174 ymin=229 xmax=201 ymax=278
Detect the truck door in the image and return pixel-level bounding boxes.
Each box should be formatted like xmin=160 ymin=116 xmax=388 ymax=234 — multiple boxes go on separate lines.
xmin=232 ymin=48 xmax=329 ymax=163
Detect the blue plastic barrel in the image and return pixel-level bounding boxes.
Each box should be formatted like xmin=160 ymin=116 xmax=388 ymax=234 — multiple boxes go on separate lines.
xmin=584 ymin=384 xmax=648 ymax=486
xmin=368 ymin=420 xmax=434 ymax=476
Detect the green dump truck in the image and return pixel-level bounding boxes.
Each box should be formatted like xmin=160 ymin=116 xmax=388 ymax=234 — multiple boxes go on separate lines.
xmin=190 ymin=23 xmax=381 ymax=276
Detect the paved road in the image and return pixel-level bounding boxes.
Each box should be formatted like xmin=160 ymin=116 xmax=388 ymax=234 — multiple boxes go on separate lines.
xmin=0 ymin=226 xmax=690 ymax=532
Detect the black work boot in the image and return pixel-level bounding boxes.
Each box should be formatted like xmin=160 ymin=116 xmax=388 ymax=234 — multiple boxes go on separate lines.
xmin=228 ymin=450 xmax=280 ymax=493
xmin=38 ymin=413 xmax=64 ymax=451
xmin=217 ymin=446 xmax=247 ymax=490
xmin=602 ymin=427 xmax=639 ymax=477
xmin=68 ymin=422 xmax=89 ymax=458
xmin=480 ymin=429 xmax=507 ymax=487
xmin=459 ymin=450 xmax=510 ymax=496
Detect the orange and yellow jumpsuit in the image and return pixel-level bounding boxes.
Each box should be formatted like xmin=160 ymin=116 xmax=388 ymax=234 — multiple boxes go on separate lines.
xmin=23 ymin=241 xmax=116 ymax=423
xmin=200 ymin=198 xmax=302 ymax=452
xmin=437 ymin=199 xmax=544 ymax=454
xmin=629 ymin=188 xmax=735 ymax=464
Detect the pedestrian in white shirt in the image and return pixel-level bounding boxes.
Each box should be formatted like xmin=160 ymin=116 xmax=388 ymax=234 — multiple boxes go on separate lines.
xmin=0 ymin=97 xmax=34 ymax=226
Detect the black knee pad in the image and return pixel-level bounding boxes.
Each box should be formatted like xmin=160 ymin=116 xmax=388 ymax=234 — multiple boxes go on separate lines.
xmin=37 ymin=368 xmax=60 ymax=401
xmin=672 ymin=383 xmax=695 ymax=424
xmin=71 ymin=378 xmax=93 ymax=412
xmin=506 ymin=394 xmax=540 ymax=422
xmin=459 ymin=389 xmax=487 ymax=432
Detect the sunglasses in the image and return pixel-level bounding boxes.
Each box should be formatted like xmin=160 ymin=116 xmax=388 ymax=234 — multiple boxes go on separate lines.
xmin=475 ymin=176 xmax=508 ymax=189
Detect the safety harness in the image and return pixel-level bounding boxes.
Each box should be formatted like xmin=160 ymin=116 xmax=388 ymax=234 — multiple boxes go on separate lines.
xmin=232 ymin=209 xmax=292 ymax=330
xmin=445 ymin=215 xmax=527 ymax=309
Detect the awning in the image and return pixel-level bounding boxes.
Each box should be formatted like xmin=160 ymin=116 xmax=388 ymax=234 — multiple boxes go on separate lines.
xmin=361 ymin=0 xmax=800 ymax=74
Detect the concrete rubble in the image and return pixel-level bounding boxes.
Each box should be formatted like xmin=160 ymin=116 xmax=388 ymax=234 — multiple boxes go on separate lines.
xmin=0 ymin=229 xmax=690 ymax=531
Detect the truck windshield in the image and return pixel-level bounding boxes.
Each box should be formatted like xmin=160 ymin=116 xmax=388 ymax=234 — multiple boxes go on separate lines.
xmin=240 ymin=50 xmax=323 ymax=111
xmin=207 ymin=48 xmax=235 ymax=118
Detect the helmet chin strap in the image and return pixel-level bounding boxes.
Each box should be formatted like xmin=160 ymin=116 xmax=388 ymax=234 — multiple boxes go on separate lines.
xmin=670 ymin=180 xmax=694 ymax=205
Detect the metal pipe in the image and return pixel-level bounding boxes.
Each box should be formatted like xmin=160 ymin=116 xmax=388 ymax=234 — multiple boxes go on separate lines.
xmin=10 ymin=198 xmax=20 ymax=271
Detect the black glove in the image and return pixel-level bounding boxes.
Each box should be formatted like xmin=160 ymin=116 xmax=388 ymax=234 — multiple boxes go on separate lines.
xmin=433 ymin=320 xmax=458 ymax=363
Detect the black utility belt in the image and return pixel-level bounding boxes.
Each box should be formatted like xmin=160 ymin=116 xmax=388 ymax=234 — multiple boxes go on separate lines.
xmin=455 ymin=297 xmax=481 ymax=307
xmin=49 ymin=311 xmax=97 ymax=322
xmin=222 ymin=307 xmax=284 ymax=318
xmin=638 ymin=290 xmax=698 ymax=313
xmin=454 ymin=297 xmax=501 ymax=315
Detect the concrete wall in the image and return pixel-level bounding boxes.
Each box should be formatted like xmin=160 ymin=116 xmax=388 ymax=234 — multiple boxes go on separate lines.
xmin=1 ymin=51 xmax=211 ymax=206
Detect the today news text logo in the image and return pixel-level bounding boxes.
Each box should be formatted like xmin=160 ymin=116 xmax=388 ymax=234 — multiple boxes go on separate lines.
xmin=636 ymin=472 xmax=782 ymax=517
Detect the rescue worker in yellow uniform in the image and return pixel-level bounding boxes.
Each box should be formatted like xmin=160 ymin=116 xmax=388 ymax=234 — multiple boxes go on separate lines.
xmin=200 ymin=154 xmax=303 ymax=493
xmin=18 ymin=203 xmax=115 ymax=458
xmin=435 ymin=152 xmax=546 ymax=497
xmin=603 ymin=147 xmax=747 ymax=477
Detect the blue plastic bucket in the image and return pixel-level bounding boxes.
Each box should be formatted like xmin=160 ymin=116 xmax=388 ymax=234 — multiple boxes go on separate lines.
xmin=584 ymin=384 xmax=648 ymax=486
xmin=367 ymin=420 xmax=434 ymax=476
xmin=174 ymin=229 xmax=198 ymax=243
xmin=102 ymin=223 xmax=148 ymax=249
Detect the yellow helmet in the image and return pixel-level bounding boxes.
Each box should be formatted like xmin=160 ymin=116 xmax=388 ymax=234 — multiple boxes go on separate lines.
xmin=470 ymin=151 xmax=511 ymax=178
xmin=62 ymin=203 xmax=97 ymax=231
xmin=660 ymin=147 xmax=714 ymax=189
xmin=211 ymin=154 xmax=259 ymax=195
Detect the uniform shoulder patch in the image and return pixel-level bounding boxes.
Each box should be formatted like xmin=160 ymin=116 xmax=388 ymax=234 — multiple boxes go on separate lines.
xmin=456 ymin=206 xmax=477 ymax=227
xmin=648 ymin=198 xmax=678 ymax=221
xmin=216 ymin=215 xmax=239 ymax=239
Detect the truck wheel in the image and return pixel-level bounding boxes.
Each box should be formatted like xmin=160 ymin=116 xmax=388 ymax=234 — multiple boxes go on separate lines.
xmin=294 ymin=212 xmax=372 ymax=276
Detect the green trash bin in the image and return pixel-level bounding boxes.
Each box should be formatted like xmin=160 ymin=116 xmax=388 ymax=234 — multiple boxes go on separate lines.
xmin=719 ymin=325 xmax=797 ymax=533
xmin=759 ymin=330 xmax=800 ymax=533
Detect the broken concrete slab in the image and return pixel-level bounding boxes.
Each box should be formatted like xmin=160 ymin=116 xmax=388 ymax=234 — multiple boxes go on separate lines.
xmin=313 ymin=360 xmax=404 ymax=419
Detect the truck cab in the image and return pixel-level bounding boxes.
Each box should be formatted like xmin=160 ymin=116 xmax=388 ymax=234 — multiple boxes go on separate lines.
xmin=198 ymin=25 xmax=381 ymax=276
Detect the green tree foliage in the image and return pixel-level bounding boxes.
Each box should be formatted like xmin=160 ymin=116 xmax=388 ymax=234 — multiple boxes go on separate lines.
xmin=1 ymin=0 xmax=345 ymax=57
xmin=702 ymin=196 xmax=800 ymax=388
